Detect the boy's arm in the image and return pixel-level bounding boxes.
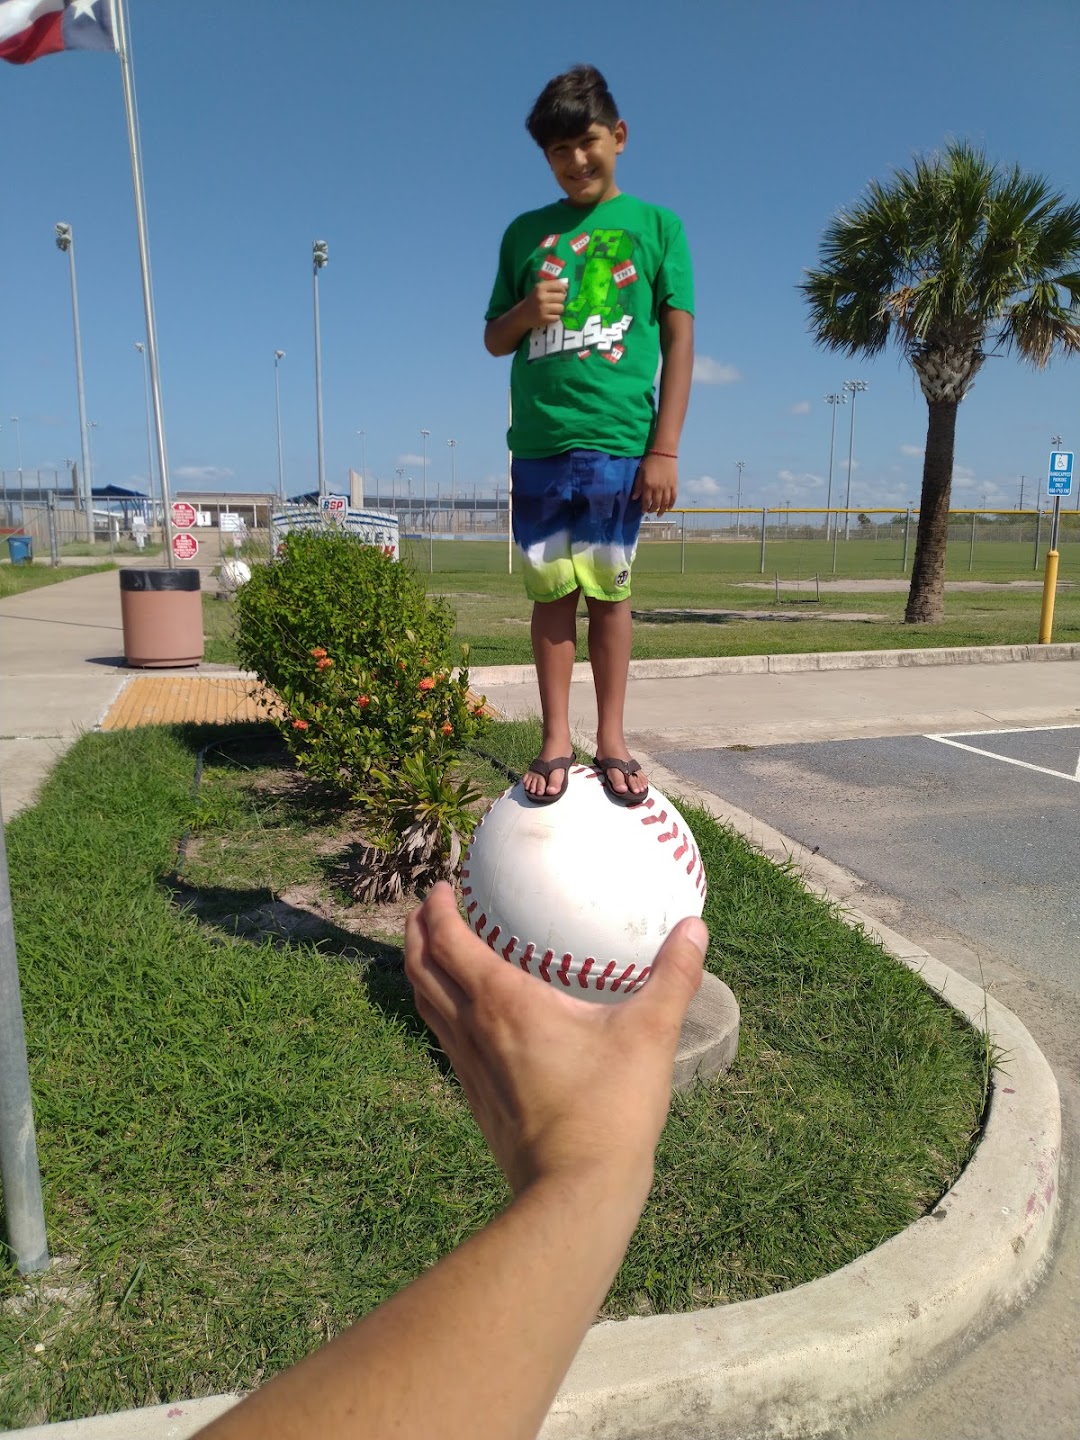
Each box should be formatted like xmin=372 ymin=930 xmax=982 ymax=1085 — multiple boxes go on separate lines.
xmin=484 ymin=278 xmax=569 ymax=356
xmin=632 ymin=305 xmax=694 ymax=515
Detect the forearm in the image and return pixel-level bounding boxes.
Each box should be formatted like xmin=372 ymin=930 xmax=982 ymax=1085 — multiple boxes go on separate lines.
xmin=485 ymin=301 xmax=535 ymax=357
xmin=652 ymin=320 xmax=694 ymax=453
xmin=197 ymin=1161 xmax=652 ymax=1440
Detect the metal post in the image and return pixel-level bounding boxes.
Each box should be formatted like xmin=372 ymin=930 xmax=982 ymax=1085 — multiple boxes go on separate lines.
xmin=842 ymin=379 xmax=867 ymax=539
xmin=735 ymin=460 xmax=745 ymax=538
xmin=54 ymin=228 xmax=93 ymax=523
xmin=312 ymin=241 xmax=328 ymax=498
xmin=759 ymin=507 xmax=768 ymax=574
xmin=134 ymin=343 xmax=157 ymax=527
xmin=273 ymin=351 xmax=286 ymax=503
xmin=775 ymin=571 xmax=780 ymax=602
xmin=507 ymin=389 xmax=513 ymax=575
xmin=47 ymin=492 xmax=59 ymax=567
xmin=1033 ymin=505 xmax=1043 ymax=570
xmin=112 ymin=0 xmax=176 ymax=564
xmin=0 ymin=790 xmax=50 ymax=1275
xmin=968 ymin=510 xmax=977 ymax=572
xmin=824 ymin=393 xmax=845 ymax=541
xmin=902 ymin=505 xmax=912 ymax=571
xmin=680 ymin=510 xmax=687 ymax=574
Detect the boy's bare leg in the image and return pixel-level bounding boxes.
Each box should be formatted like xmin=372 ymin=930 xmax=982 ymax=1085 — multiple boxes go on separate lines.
xmin=585 ymin=597 xmax=647 ymax=798
xmin=525 ymin=590 xmax=580 ymax=798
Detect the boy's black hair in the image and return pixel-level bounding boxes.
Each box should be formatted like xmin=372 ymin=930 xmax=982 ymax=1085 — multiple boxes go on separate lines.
xmin=525 ymin=65 xmax=620 ymax=151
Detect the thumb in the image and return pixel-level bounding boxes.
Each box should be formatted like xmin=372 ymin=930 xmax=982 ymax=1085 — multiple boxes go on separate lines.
xmin=632 ymin=916 xmax=708 ymax=1030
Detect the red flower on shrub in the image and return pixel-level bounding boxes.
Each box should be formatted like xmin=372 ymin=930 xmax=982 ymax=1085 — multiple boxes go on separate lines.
xmin=292 ymin=719 xmax=309 ymax=731
xmin=310 ymin=647 xmax=327 ymax=659
xmin=357 ymin=694 xmax=370 ymax=708
xmin=418 ymin=677 xmax=435 ymax=691
xmin=316 ymin=657 xmax=333 ymax=670
xmin=441 ymin=722 xmax=453 ymax=735
xmin=473 ymin=704 xmax=486 ymax=717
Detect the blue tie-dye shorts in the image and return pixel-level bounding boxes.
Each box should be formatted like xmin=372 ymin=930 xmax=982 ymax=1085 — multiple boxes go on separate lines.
xmin=510 ymin=450 xmax=643 ymax=603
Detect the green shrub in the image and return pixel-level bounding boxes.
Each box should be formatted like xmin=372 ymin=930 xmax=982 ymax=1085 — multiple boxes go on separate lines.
xmin=234 ymin=530 xmax=488 ymax=810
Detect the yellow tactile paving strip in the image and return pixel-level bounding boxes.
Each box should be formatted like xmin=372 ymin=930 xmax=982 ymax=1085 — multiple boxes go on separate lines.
xmin=101 ymin=676 xmax=500 ymax=730
xmin=101 ymin=677 xmax=278 ymax=730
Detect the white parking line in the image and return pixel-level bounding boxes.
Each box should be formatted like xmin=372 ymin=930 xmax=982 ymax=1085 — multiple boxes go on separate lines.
xmin=924 ymin=724 xmax=1080 ymax=784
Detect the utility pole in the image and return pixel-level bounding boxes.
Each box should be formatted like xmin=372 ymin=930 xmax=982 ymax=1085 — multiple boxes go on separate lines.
xmin=842 ymin=379 xmax=868 ymax=539
xmin=824 ymin=392 xmax=846 ymax=540
xmin=312 ymin=241 xmax=328 ymax=497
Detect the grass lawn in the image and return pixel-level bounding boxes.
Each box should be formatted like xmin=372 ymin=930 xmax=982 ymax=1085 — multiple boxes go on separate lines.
xmin=0 ymin=720 xmax=991 ymax=1427
xmin=0 ymin=562 xmax=115 ymax=599
xmin=202 ymin=561 xmax=1079 ymax=670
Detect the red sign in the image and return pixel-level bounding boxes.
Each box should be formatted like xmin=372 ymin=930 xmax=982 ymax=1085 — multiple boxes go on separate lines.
xmin=172 ymin=532 xmax=199 ymax=560
xmin=171 ymin=501 xmax=196 ymax=529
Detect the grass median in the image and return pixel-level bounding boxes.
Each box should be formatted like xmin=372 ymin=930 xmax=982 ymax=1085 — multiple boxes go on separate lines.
xmin=1 ymin=721 xmax=992 ymax=1426
xmin=0 ymin=561 xmax=115 ymax=598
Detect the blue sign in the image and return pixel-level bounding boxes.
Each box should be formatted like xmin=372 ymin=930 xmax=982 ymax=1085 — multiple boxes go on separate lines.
xmin=1048 ymin=451 xmax=1073 ymax=497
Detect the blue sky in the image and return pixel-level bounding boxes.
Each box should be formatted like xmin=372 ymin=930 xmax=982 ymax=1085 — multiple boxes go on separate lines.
xmin=2 ymin=0 xmax=1078 ymax=513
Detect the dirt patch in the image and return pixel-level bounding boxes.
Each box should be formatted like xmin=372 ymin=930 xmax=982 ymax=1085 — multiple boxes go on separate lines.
xmin=736 ymin=578 xmax=1069 ymax=593
xmin=633 ymin=607 xmax=881 ymax=624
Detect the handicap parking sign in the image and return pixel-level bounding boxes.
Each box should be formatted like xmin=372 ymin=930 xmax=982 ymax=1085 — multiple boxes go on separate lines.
xmin=1048 ymin=451 xmax=1073 ymax=497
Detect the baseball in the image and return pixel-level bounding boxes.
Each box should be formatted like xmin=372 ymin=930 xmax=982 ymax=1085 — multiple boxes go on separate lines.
xmin=460 ymin=765 xmax=707 ymax=1005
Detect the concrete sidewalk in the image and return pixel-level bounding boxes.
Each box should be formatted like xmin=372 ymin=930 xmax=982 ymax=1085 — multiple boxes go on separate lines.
xmin=2 ymin=571 xmax=1076 ymax=1436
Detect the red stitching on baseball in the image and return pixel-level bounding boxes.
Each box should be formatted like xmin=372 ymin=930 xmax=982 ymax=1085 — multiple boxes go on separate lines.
xmin=460 ymin=869 xmax=470 ymax=880
xmin=630 ymin=966 xmax=652 ymax=990
xmin=556 ymin=953 xmax=573 ymax=986
xmin=520 ymin=941 xmax=535 ymax=972
xmin=610 ymin=964 xmax=636 ymax=992
xmin=686 ymin=843 xmax=697 ymax=876
xmin=658 ymin=820 xmax=677 ymax=843
xmin=673 ymin=834 xmax=688 ymax=860
xmin=539 ymin=950 xmax=554 ymax=982
xmin=640 ymin=812 xmax=662 ymax=826
xmin=461 ymin=885 xmax=472 ymax=896
xmin=502 ymin=935 xmax=518 ymax=961
xmin=466 ymin=900 xmax=477 ymax=916
xmin=577 ymin=957 xmax=594 ymax=987
xmin=486 ymin=925 xmax=501 ymax=951
xmin=596 ymin=961 xmax=617 ymax=990
xmin=643 ymin=796 xmax=655 ymax=809
xmin=474 ymin=912 xmax=487 ymax=936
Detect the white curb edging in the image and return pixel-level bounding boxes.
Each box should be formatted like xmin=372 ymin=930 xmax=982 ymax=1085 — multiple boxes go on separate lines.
xmin=469 ymin=640 xmax=1080 ymax=688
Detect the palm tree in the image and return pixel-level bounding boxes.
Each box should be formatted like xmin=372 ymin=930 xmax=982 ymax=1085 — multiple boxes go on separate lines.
xmin=802 ymin=143 xmax=1080 ymax=622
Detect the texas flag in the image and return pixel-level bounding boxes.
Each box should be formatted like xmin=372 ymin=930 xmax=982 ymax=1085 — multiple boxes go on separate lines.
xmin=0 ymin=0 xmax=116 ymax=64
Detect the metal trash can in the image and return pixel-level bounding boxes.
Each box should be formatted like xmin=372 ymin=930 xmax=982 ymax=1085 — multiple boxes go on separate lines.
xmin=119 ymin=568 xmax=204 ymax=668
xmin=5 ymin=535 xmax=33 ymax=564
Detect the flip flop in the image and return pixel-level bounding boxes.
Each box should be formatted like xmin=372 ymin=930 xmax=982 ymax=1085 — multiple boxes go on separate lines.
xmin=592 ymin=756 xmax=649 ymax=808
xmin=522 ymin=755 xmax=574 ymax=805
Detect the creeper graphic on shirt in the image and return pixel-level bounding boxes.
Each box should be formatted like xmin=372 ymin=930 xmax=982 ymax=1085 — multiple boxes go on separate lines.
xmin=562 ymin=229 xmax=636 ymax=332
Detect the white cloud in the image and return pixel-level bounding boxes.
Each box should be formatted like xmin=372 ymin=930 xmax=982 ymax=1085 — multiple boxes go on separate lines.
xmin=692 ymin=356 xmax=741 ymax=386
xmin=174 ymin=466 xmax=235 ymax=484
xmin=396 ymin=453 xmax=426 ymax=468
xmin=952 ymin=465 xmax=975 ymax=483
xmin=684 ymin=474 xmax=723 ymax=497
xmin=788 ymin=400 xmax=812 ymax=416
xmin=776 ymin=468 xmax=825 ymax=495
xmin=899 ymin=444 xmax=924 ymax=458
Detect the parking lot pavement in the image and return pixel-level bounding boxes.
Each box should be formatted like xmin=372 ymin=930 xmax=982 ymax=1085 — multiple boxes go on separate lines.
xmin=657 ymin=723 xmax=1080 ymax=1440
xmin=658 ymin=726 xmax=1080 ymax=993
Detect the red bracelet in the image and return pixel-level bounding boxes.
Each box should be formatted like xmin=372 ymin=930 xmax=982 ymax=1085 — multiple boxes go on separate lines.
xmin=648 ymin=449 xmax=678 ymax=459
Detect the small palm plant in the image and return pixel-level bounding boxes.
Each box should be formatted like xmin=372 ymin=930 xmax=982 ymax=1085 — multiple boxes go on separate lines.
xmin=802 ymin=143 xmax=1080 ymax=623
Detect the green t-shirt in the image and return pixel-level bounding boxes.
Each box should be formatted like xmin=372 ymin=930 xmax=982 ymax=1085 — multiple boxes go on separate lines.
xmin=486 ymin=193 xmax=694 ymax=459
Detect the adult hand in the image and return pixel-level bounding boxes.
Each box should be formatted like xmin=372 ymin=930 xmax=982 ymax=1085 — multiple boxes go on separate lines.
xmin=631 ymin=453 xmax=678 ymax=517
xmin=404 ymin=884 xmax=707 ymax=1197
xmin=521 ymin=277 xmax=569 ymax=329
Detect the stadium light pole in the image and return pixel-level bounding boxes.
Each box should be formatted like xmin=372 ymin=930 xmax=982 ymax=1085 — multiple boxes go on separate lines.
xmin=842 ymin=379 xmax=868 ymax=539
xmin=356 ymin=429 xmax=367 ymax=503
xmin=312 ymin=241 xmax=328 ymax=497
xmin=824 ymin=392 xmax=846 ymax=540
xmin=54 ymin=225 xmax=92 ymax=519
xmin=734 ymin=459 xmax=745 ymax=537
xmin=10 ymin=415 xmax=23 ymax=511
xmin=273 ymin=350 xmax=286 ymax=503
xmin=420 ymin=428 xmax=430 ymax=521
xmin=447 ymin=437 xmax=458 ymax=517
xmin=134 ymin=343 xmax=157 ymax=519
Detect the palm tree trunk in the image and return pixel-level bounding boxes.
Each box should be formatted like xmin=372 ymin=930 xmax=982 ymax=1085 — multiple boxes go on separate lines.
xmin=905 ymin=400 xmax=959 ymax=624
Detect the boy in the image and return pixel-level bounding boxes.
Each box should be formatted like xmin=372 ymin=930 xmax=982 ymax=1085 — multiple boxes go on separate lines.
xmin=484 ymin=64 xmax=694 ymax=805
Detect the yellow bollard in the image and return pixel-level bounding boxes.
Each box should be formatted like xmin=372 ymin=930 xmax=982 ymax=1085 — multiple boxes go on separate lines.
xmin=1038 ymin=549 xmax=1060 ymax=643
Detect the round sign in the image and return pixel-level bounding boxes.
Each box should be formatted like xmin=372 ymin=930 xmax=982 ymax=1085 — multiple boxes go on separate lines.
xmin=171 ymin=501 xmax=197 ymax=529
xmin=172 ymin=532 xmax=199 ymax=560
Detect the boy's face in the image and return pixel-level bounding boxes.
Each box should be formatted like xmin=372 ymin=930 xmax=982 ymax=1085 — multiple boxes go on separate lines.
xmin=544 ymin=120 xmax=627 ymax=207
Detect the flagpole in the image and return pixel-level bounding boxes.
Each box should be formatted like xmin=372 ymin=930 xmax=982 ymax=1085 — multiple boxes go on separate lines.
xmin=111 ymin=0 xmax=174 ymax=565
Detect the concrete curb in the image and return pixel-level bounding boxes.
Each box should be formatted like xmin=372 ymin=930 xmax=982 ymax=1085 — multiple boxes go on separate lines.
xmin=8 ymin=764 xmax=1062 ymax=1440
xmin=673 ymin=972 xmax=740 ymax=1094
xmin=469 ymin=640 xmax=1080 ymax=688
